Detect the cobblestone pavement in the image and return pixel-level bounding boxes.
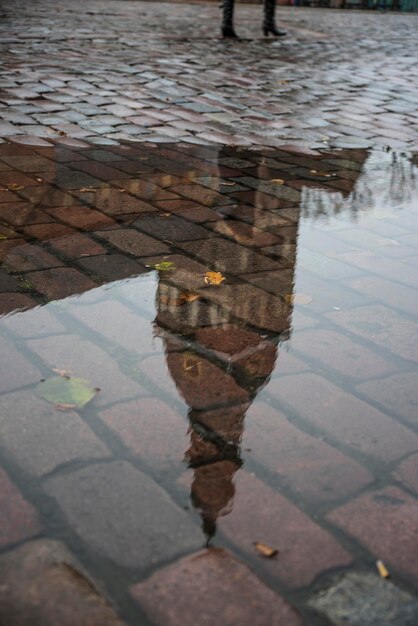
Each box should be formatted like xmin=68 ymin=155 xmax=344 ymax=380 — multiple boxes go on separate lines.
xmin=0 ymin=0 xmax=417 ymax=150
xmin=1 ymin=2 xmax=418 ymax=626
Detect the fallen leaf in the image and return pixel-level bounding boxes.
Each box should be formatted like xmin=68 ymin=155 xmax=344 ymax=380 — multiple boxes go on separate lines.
xmin=204 ymin=271 xmax=225 ymax=286
xmin=159 ymin=294 xmax=184 ymax=307
xmin=270 ymin=178 xmax=285 ymax=185
xmin=180 ymin=291 xmax=200 ymax=303
xmin=0 ymin=234 xmax=7 ymax=240
xmin=37 ymin=376 xmax=98 ymax=409
xmin=376 ymin=560 xmax=390 ymax=579
xmin=36 ymin=177 xmax=43 ymax=182
xmin=7 ymin=183 xmax=24 ymax=191
xmin=254 ymin=542 xmax=278 ymax=558
xmin=152 ymin=261 xmax=176 ymax=272
xmin=220 ymin=181 xmax=236 ymax=186
xmin=78 ymin=187 xmax=95 ymax=193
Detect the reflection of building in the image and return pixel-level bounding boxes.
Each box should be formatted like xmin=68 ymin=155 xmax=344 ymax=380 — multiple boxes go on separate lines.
xmin=154 ymin=148 xmax=300 ymax=541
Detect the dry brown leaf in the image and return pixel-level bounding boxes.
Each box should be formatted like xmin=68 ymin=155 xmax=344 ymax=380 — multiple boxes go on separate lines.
xmin=7 ymin=183 xmax=24 ymax=191
xmin=180 ymin=292 xmax=200 ymax=303
xmin=254 ymin=542 xmax=279 ymax=558
xmin=78 ymin=187 xmax=95 ymax=193
xmin=270 ymin=178 xmax=285 ymax=185
xmin=376 ymin=560 xmax=390 ymax=579
xmin=204 ymin=271 xmax=225 ymax=286
xmin=159 ymin=294 xmax=184 ymax=307
xmin=220 ymin=182 xmax=236 ymax=186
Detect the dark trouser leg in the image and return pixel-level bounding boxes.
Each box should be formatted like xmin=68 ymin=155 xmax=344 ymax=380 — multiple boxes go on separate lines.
xmin=263 ymin=0 xmax=287 ymax=36
xmin=222 ymin=0 xmax=238 ymax=38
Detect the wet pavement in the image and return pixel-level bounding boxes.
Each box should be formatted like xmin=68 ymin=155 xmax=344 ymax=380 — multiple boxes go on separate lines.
xmin=0 ymin=139 xmax=418 ymax=625
xmin=1 ymin=1 xmax=418 ymax=625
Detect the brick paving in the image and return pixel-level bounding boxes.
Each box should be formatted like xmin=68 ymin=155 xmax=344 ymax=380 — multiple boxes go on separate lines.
xmin=0 ymin=1 xmax=418 ymax=625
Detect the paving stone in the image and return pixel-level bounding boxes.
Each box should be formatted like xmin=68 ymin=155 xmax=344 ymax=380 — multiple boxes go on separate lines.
xmin=328 ymin=486 xmax=418 ymax=586
xmin=0 ymin=302 xmax=66 ymax=337
xmin=0 ymin=390 xmax=109 ymax=476
xmin=356 ymin=372 xmax=418 ymax=428
xmin=178 ymin=238 xmax=278 ymax=275
xmin=44 ymin=461 xmax=202 ymax=569
xmin=218 ymin=471 xmax=351 ymax=588
xmin=309 ymin=571 xmax=418 ymax=626
xmin=95 ymin=227 xmax=170 ymax=257
xmin=0 ymin=539 xmax=126 ymax=626
xmin=132 ymin=548 xmax=304 ymax=626
xmin=28 ymin=267 xmax=96 ymax=300
xmin=49 ymin=232 xmax=107 ymax=259
xmin=326 ymin=305 xmax=418 ymax=364
xmin=289 ymin=328 xmax=398 ymax=382
xmin=98 ymin=397 xmax=187 ymax=470
xmin=2 ymin=242 xmax=64 ymax=272
xmin=0 ymin=269 xmax=21 ymax=292
xmin=133 ymin=213 xmax=212 ymax=242
xmin=0 ymin=292 xmax=36 ymax=315
xmin=268 ymin=373 xmax=418 ymax=461
xmin=0 ymin=334 xmax=41 ymax=393
xmin=74 ymin=188 xmax=156 ymax=216
xmin=28 ymin=333 xmax=145 ymax=407
xmin=244 ymin=400 xmax=373 ymax=504
xmin=394 ymin=453 xmax=418 ymax=495
xmin=76 ymin=253 xmax=145 ymax=282
xmin=45 ymin=205 xmax=113 ymax=230
xmin=0 ymin=467 xmax=41 ymax=548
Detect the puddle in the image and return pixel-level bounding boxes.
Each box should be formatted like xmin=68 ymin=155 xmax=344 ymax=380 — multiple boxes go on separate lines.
xmin=0 ymin=140 xmax=418 ymax=616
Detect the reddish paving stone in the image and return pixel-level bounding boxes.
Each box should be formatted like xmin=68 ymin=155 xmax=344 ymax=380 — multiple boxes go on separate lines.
xmin=0 ymin=292 xmax=36 ymax=315
xmin=2 ymin=242 xmax=64 ymax=272
xmin=394 ymin=454 xmax=418 ymax=495
xmin=170 ymin=183 xmax=229 ymax=207
xmin=0 ymin=334 xmax=41 ymax=393
xmin=269 ymin=373 xmax=418 ymax=461
xmin=218 ymin=471 xmax=351 ymax=588
xmin=166 ymin=351 xmax=249 ymax=410
xmin=98 ymin=397 xmax=188 ymax=470
xmin=44 ymin=461 xmax=202 ymax=569
xmin=244 ymin=401 xmax=373 ymax=504
xmin=327 ymin=486 xmax=418 ymax=585
xmin=28 ymin=267 xmax=96 ymax=300
xmin=45 ymin=205 xmax=114 ymax=230
xmin=0 ymin=467 xmax=41 ymax=548
xmin=356 ymin=372 xmax=418 ymax=428
xmin=21 ymin=222 xmax=74 ymax=240
xmin=95 ymin=227 xmax=170 ymax=257
xmin=131 ymin=548 xmax=304 ymax=626
xmin=76 ymin=253 xmax=144 ymax=282
xmin=75 ymin=188 xmax=156 ymax=216
xmin=289 ymin=328 xmax=398 ymax=382
xmin=0 ymin=539 xmax=126 ymax=626
xmin=28 ymin=334 xmax=145 ymax=407
xmin=0 ymin=390 xmax=109 ymax=476
xmin=0 ymin=202 xmax=53 ymax=227
xmin=156 ymin=199 xmax=220 ymax=223
xmin=49 ymin=232 xmax=107 ymax=259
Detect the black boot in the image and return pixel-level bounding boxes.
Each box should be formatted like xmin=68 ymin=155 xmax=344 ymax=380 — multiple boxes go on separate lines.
xmin=263 ymin=0 xmax=287 ymax=37
xmin=221 ymin=0 xmax=238 ymax=38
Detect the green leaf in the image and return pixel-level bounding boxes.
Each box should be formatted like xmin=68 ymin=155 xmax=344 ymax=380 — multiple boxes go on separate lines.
xmin=37 ymin=376 xmax=97 ymax=409
xmin=152 ymin=261 xmax=176 ymax=272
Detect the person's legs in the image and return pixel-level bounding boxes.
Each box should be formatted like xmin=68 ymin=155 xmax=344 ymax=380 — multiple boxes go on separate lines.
xmin=263 ymin=0 xmax=287 ymax=36
xmin=221 ymin=0 xmax=238 ymax=38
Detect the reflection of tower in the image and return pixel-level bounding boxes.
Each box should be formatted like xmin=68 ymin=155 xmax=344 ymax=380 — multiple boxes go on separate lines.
xmin=154 ymin=146 xmax=300 ymax=541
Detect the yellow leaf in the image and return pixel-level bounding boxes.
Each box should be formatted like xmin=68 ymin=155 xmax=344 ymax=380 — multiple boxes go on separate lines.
xmin=254 ymin=542 xmax=278 ymax=558
xmin=7 ymin=183 xmax=24 ymax=191
xmin=376 ymin=560 xmax=390 ymax=579
xmin=204 ymin=271 xmax=225 ymax=286
xmin=78 ymin=187 xmax=95 ymax=192
xmin=270 ymin=178 xmax=285 ymax=185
